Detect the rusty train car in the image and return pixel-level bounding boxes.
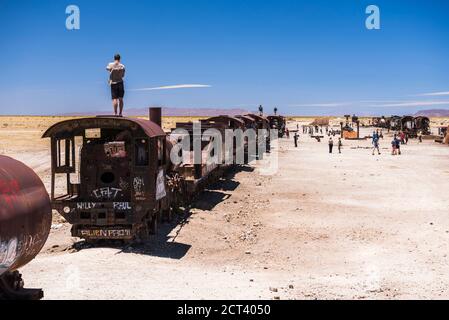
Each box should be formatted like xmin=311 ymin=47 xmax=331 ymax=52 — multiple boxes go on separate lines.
xmin=414 ymin=116 xmax=431 ymax=135
xmin=267 ymin=115 xmax=286 ymax=138
xmin=42 ymin=108 xmax=276 ymax=242
xmin=0 ymin=156 xmax=52 ymax=300
xmin=372 ymin=115 xmax=431 ymax=136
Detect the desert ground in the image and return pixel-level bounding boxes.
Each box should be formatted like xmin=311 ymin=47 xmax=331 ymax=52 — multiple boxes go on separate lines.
xmin=2 ymin=116 xmax=449 ymax=300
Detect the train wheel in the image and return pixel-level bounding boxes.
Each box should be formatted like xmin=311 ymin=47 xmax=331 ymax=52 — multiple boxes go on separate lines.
xmin=0 ymin=271 xmax=43 ymax=300
xmin=149 ymin=216 xmax=158 ymax=235
xmin=136 ymin=223 xmax=150 ymax=242
xmin=163 ymin=206 xmax=173 ymax=223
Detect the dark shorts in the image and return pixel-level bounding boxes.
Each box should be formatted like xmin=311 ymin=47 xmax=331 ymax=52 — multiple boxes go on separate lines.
xmin=111 ymin=81 xmax=125 ymax=99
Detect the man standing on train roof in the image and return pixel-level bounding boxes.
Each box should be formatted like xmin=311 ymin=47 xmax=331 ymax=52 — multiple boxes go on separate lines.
xmin=106 ymin=54 xmax=126 ymax=116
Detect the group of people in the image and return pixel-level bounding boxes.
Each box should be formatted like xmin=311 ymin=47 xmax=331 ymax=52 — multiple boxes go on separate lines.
xmin=367 ymin=130 xmax=419 ymax=156
xmin=328 ymin=137 xmax=343 ymax=154
xmin=303 ymin=125 xmax=338 ymax=137
xmin=291 ymin=124 xmax=425 ymax=157
xmin=391 ymin=134 xmax=403 ymax=156
xmin=396 ymin=131 xmax=409 ymax=145
xmin=371 ymin=130 xmax=407 ymax=156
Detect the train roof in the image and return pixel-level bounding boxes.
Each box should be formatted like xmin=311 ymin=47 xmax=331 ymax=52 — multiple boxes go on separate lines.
xmin=236 ymin=115 xmax=256 ymax=122
xmin=203 ymin=115 xmax=245 ymax=126
xmin=42 ymin=116 xmax=165 ymax=139
xmin=267 ymin=115 xmax=285 ymax=120
xmin=245 ymin=114 xmax=268 ymax=122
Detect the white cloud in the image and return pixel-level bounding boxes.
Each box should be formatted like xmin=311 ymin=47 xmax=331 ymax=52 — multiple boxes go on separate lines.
xmin=131 ymin=84 xmax=211 ymax=91
xmin=369 ymin=100 xmax=449 ymax=107
xmin=418 ymin=91 xmax=449 ymax=97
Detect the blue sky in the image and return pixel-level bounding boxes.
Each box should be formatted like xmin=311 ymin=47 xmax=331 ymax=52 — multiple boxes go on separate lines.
xmin=1 ymin=0 xmax=449 ymax=116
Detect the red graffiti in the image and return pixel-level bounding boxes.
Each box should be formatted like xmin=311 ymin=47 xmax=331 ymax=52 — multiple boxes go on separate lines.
xmin=0 ymin=179 xmax=20 ymax=208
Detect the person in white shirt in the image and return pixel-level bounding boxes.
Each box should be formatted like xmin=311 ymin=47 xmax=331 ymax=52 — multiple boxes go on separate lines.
xmin=106 ymin=54 xmax=126 ymax=116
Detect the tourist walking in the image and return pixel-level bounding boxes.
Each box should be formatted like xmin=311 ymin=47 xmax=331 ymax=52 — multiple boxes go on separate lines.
xmin=372 ymin=135 xmax=381 ymax=155
xmin=328 ymin=137 xmax=334 ymax=154
xmin=294 ymin=132 xmax=299 ymax=148
xmin=391 ymin=135 xmax=397 ymax=155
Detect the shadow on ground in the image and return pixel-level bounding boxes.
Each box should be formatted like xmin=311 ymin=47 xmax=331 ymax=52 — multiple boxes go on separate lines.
xmin=70 ymin=165 xmax=253 ymax=259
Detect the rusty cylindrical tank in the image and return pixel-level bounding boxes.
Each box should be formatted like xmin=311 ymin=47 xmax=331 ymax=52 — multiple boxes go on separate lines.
xmin=0 ymin=155 xmax=51 ymax=298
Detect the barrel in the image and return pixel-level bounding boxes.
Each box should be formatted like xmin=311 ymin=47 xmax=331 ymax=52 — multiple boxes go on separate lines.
xmin=0 ymin=156 xmax=51 ymax=277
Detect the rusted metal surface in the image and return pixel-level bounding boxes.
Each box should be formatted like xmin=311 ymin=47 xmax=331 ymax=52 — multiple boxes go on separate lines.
xmin=0 ymin=156 xmax=51 ymax=276
xmin=0 ymin=156 xmax=51 ymax=300
xmin=42 ymin=116 xmax=165 ymax=139
xmin=43 ymin=114 xmax=170 ymax=241
xmin=267 ymin=115 xmax=286 ymax=137
xmin=245 ymin=114 xmax=269 ymax=129
xmin=389 ymin=116 xmax=402 ymax=131
xmin=401 ymin=116 xmax=415 ymax=131
xmin=373 ymin=115 xmax=431 ymax=135
xmin=414 ymin=116 xmax=431 ymax=135
xmin=236 ymin=115 xmax=257 ymax=129
xmin=149 ymin=107 xmax=162 ymax=128
xmin=202 ymin=115 xmax=245 ymax=130
xmin=43 ymin=108 xmax=281 ymax=242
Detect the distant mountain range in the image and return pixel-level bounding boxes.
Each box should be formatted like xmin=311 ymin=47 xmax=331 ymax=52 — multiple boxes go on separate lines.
xmin=414 ymin=109 xmax=449 ymax=117
xmin=61 ymin=107 xmax=252 ymax=117
xmin=57 ymin=108 xmax=449 ymax=118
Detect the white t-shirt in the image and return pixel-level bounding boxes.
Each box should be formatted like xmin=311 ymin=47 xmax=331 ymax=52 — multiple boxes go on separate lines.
xmin=107 ymin=62 xmax=126 ymax=84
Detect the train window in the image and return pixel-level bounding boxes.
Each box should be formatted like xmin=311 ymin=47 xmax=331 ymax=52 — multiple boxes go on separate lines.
xmin=54 ymin=137 xmax=76 ymax=173
xmin=104 ymin=141 xmax=127 ymax=158
xmin=85 ymin=128 xmax=101 ymax=139
xmin=135 ymin=139 xmax=149 ymax=166
xmin=157 ymin=137 xmax=165 ymax=166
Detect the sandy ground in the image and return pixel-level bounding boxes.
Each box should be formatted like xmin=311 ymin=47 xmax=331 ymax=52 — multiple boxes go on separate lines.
xmin=2 ymin=117 xmax=449 ymax=300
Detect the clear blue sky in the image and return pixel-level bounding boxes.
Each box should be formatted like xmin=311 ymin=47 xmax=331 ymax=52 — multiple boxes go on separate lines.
xmin=1 ymin=0 xmax=449 ymax=116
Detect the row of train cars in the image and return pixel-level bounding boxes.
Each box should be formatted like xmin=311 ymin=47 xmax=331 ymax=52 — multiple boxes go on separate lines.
xmin=0 ymin=108 xmax=286 ymax=299
xmin=371 ymin=115 xmax=432 ymax=136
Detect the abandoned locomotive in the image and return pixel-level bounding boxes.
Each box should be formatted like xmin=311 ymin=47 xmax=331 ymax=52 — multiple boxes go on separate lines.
xmin=42 ymin=108 xmax=277 ymax=242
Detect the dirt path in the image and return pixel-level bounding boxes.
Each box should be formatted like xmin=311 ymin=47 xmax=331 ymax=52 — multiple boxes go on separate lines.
xmin=4 ymin=121 xmax=449 ymax=299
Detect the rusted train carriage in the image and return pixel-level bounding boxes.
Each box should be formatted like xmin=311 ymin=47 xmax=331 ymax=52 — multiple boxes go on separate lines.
xmin=236 ymin=115 xmax=257 ymax=130
xmin=245 ymin=114 xmax=271 ymax=157
xmin=389 ymin=116 xmax=402 ymax=131
xmin=372 ymin=116 xmax=389 ymax=129
xmin=371 ymin=117 xmax=381 ymax=127
xmin=267 ymin=115 xmax=286 ymax=138
xmin=42 ymin=114 xmax=171 ymax=241
xmin=414 ymin=116 xmax=431 ymax=135
xmin=202 ymin=116 xmax=250 ymax=164
xmin=169 ymin=117 xmax=236 ymax=196
xmin=401 ymin=116 xmax=415 ymax=132
xmin=42 ymin=109 xmax=272 ymax=242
